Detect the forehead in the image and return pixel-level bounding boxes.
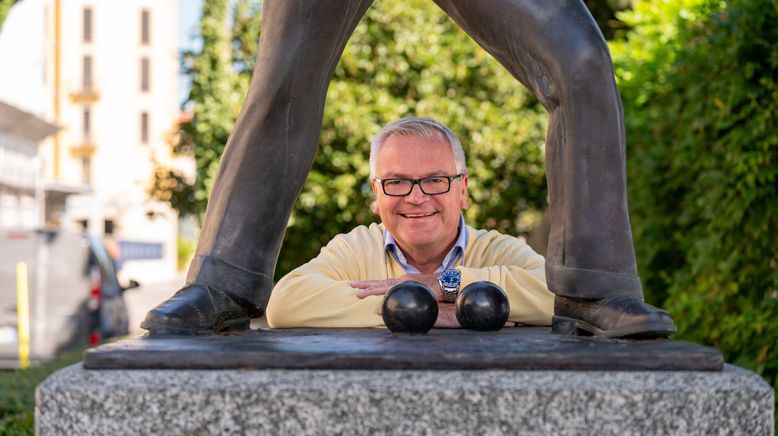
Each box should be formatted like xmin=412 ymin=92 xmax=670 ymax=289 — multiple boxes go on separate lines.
xmin=376 ymin=132 xmax=457 ymax=176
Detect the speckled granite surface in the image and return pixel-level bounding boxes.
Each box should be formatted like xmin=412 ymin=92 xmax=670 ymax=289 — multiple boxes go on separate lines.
xmin=37 ymin=363 xmax=773 ymax=435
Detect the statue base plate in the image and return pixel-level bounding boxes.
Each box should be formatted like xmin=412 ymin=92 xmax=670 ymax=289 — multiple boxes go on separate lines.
xmin=84 ymin=327 xmax=723 ymax=371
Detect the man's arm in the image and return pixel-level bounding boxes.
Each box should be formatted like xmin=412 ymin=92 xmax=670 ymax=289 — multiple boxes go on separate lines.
xmin=266 ymin=234 xmax=385 ymax=328
xmin=352 ymin=273 xmax=470 ymax=328
xmin=459 ymin=230 xmax=553 ymax=325
xmin=353 ymin=230 xmax=553 ymax=326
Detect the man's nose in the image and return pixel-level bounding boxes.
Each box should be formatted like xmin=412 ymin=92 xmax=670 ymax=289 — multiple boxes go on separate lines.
xmin=404 ymin=182 xmax=428 ymax=203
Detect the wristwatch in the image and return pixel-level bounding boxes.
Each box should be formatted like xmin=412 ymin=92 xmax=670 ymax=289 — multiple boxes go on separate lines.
xmin=438 ymin=269 xmax=461 ymax=303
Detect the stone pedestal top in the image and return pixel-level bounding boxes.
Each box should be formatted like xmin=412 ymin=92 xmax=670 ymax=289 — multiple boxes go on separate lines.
xmin=84 ymin=327 xmax=724 ymax=371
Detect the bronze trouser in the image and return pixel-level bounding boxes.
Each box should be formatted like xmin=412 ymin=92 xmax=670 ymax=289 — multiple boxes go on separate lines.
xmin=187 ymin=0 xmax=643 ymax=316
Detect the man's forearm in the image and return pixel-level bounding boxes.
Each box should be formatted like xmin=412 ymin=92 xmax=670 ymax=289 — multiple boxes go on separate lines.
xmin=266 ymin=270 xmax=384 ymax=328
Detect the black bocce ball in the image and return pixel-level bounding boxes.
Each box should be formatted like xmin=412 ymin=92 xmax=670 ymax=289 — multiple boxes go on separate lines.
xmin=382 ymin=281 xmax=438 ymax=334
xmin=455 ymin=281 xmax=510 ymax=331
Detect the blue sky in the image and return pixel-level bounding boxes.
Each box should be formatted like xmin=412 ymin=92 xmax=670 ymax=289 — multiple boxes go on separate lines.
xmin=178 ymin=0 xmax=203 ymax=104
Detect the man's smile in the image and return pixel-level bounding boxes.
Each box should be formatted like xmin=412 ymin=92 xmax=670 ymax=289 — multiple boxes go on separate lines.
xmin=399 ymin=211 xmax=438 ymax=219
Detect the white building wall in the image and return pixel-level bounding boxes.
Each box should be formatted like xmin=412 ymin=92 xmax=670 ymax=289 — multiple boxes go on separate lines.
xmin=0 ymin=0 xmax=49 ymax=117
xmin=1 ymin=0 xmax=182 ymax=283
xmin=61 ymin=0 xmax=180 ymax=282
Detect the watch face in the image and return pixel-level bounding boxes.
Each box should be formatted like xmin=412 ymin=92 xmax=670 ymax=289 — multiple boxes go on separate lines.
xmin=439 ymin=269 xmax=461 ymax=288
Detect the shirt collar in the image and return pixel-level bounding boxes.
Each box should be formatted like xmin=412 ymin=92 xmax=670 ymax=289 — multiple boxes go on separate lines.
xmin=384 ymin=214 xmax=469 ymax=274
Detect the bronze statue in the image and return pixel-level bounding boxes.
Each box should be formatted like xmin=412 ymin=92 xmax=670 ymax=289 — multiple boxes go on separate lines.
xmin=142 ymin=0 xmax=676 ymax=338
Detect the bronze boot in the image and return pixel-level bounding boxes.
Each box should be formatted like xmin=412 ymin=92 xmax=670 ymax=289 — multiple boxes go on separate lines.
xmin=141 ymin=284 xmax=256 ymax=335
xmin=552 ymin=295 xmax=677 ymax=338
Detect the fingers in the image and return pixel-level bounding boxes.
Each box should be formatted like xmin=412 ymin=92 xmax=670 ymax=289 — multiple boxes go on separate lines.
xmin=351 ymin=277 xmax=448 ymax=301
xmin=352 ymin=279 xmax=400 ymax=299
xmin=351 ymin=279 xmax=397 ymax=288
xmin=355 ymin=287 xmax=385 ymax=299
xmin=349 ymin=280 xmax=371 ymax=289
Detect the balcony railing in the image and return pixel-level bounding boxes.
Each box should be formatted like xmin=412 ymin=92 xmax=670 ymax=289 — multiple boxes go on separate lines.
xmin=69 ymin=142 xmax=96 ymax=157
xmin=68 ymin=87 xmax=100 ymax=104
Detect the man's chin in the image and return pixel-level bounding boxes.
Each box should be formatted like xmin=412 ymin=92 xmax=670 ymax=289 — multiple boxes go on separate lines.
xmin=394 ymin=231 xmax=440 ymax=249
xmin=397 ymin=221 xmax=438 ymax=234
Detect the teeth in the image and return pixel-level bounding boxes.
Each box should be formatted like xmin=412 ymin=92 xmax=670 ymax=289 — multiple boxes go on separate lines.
xmin=403 ymin=212 xmax=435 ymax=218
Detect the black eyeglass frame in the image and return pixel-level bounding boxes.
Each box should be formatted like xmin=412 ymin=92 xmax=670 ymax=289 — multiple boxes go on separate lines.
xmin=373 ymin=174 xmax=464 ymax=197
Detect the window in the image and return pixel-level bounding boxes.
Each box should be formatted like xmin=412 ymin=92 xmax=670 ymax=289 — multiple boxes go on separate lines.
xmin=140 ymin=112 xmax=149 ymax=143
xmin=104 ymin=219 xmax=115 ymax=235
xmin=83 ymin=56 xmax=93 ymax=89
xmin=82 ymin=157 xmax=91 ymax=185
xmin=140 ymin=9 xmax=150 ymax=44
xmin=140 ymin=57 xmax=150 ymax=92
xmin=83 ymin=7 xmax=92 ymax=42
xmin=83 ymin=107 xmax=91 ymax=140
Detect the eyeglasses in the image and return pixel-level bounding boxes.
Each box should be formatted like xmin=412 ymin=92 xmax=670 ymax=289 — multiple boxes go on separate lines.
xmin=373 ymin=174 xmax=463 ymax=196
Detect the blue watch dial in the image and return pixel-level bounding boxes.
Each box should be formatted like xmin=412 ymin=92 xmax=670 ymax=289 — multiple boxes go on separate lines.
xmin=439 ymin=269 xmax=461 ymax=287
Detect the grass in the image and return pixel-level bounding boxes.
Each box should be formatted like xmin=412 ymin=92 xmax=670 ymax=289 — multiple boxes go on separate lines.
xmin=0 ymin=349 xmax=85 ymax=436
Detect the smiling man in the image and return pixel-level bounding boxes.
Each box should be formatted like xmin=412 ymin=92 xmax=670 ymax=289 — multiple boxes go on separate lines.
xmin=266 ymin=117 xmax=555 ymax=328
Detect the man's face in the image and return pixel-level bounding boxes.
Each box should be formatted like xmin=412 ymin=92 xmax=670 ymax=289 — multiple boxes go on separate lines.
xmin=371 ymin=132 xmax=469 ymax=257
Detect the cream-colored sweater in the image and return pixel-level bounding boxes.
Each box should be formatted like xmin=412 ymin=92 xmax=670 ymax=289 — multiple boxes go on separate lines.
xmin=266 ymin=223 xmax=554 ymax=328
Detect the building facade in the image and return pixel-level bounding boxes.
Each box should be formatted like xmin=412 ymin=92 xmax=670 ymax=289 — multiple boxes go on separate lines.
xmin=0 ymin=0 xmax=182 ymax=282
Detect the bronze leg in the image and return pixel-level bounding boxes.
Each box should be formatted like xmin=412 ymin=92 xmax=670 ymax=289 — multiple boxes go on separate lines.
xmin=143 ymin=0 xmax=372 ymax=332
xmin=433 ymin=0 xmax=641 ymax=299
xmin=187 ymin=0 xmax=374 ymax=316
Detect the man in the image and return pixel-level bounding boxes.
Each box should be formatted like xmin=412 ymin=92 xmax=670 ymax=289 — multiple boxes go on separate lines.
xmin=142 ymin=0 xmax=676 ymax=338
xmin=266 ymin=117 xmax=554 ymax=328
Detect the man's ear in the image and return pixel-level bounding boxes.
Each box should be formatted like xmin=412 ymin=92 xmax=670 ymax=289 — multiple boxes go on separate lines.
xmin=460 ymin=174 xmax=470 ymax=209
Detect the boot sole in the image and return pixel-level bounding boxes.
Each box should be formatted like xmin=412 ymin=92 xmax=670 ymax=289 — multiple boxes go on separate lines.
xmin=551 ymin=315 xmax=676 ymax=339
xmin=140 ymin=317 xmax=250 ymax=336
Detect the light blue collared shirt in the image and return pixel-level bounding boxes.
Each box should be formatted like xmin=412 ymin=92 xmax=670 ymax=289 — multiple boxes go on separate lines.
xmin=384 ymin=214 xmax=469 ymax=274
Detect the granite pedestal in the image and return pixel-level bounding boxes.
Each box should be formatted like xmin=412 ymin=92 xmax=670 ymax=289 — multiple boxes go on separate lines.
xmin=38 ymin=363 xmax=773 ymax=435
xmin=36 ymin=328 xmax=774 ymax=435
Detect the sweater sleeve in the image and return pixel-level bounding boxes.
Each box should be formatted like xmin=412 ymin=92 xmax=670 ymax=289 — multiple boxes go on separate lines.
xmin=266 ymin=230 xmax=385 ymax=328
xmin=458 ymin=229 xmax=554 ymax=325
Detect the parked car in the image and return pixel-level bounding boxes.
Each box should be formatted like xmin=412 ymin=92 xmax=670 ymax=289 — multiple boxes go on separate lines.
xmin=0 ymin=228 xmax=138 ymax=368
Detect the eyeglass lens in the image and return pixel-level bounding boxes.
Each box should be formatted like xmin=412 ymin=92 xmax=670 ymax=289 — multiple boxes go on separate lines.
xmin=383 ymin=176 xmax=453 ymax=196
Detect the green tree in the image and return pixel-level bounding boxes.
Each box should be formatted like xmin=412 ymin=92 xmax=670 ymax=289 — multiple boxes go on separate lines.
xmin=611 ymin=0 xmax=778 ymax=391
xmin=150 ymin=0 xmax=245 ymax=219
xmin=277 ymin=1 xmax=550 ymax=276
xmin=151 ymin=0 xmax=551 ymax=278
xmin=0 ymin=0 xmax=20 ymax=31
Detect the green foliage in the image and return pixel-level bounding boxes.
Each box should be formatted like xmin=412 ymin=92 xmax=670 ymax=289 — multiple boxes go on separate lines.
xmin=0 ymin=0 xmax=20 ymax=32
xmin=0 ymin=350 xmax=84 ymax=435
xmin=150 ymin=0 xmax=247 ymax=219
xmin=150 ymin=0 xmax=550 ymax=278
xmin=585 ymin=0 xmax=635 ymax=39
xmin=611 ymin=0 xmax=778 ymax=392
xmin=277 ymin=0 xmax=549 ymax=276
xmin=177 ymin=235 xmax=197 ymax=271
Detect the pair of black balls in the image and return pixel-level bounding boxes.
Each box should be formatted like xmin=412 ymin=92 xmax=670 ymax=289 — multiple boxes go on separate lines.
xmin=381 ymin=280 xmax=510 ymax=334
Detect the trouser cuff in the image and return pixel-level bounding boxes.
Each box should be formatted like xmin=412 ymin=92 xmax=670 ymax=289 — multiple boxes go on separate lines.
xmin=545 ymin=263 xmax=643 ymax=300
xmin=187 ymin=255 xmax=274 ymax=317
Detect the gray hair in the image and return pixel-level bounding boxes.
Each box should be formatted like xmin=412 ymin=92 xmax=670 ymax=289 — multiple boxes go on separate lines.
xmin=369 ymin=117 xmax=467 ymax=179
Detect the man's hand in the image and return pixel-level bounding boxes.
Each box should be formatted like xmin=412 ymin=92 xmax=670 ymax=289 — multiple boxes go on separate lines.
xmin=352 ymin=273 xmax=445 ymax=300
xmin=435 ymin=303 xmax=461 ymax=328
xmin=352 ymin=275 xmax=517 ymax=329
